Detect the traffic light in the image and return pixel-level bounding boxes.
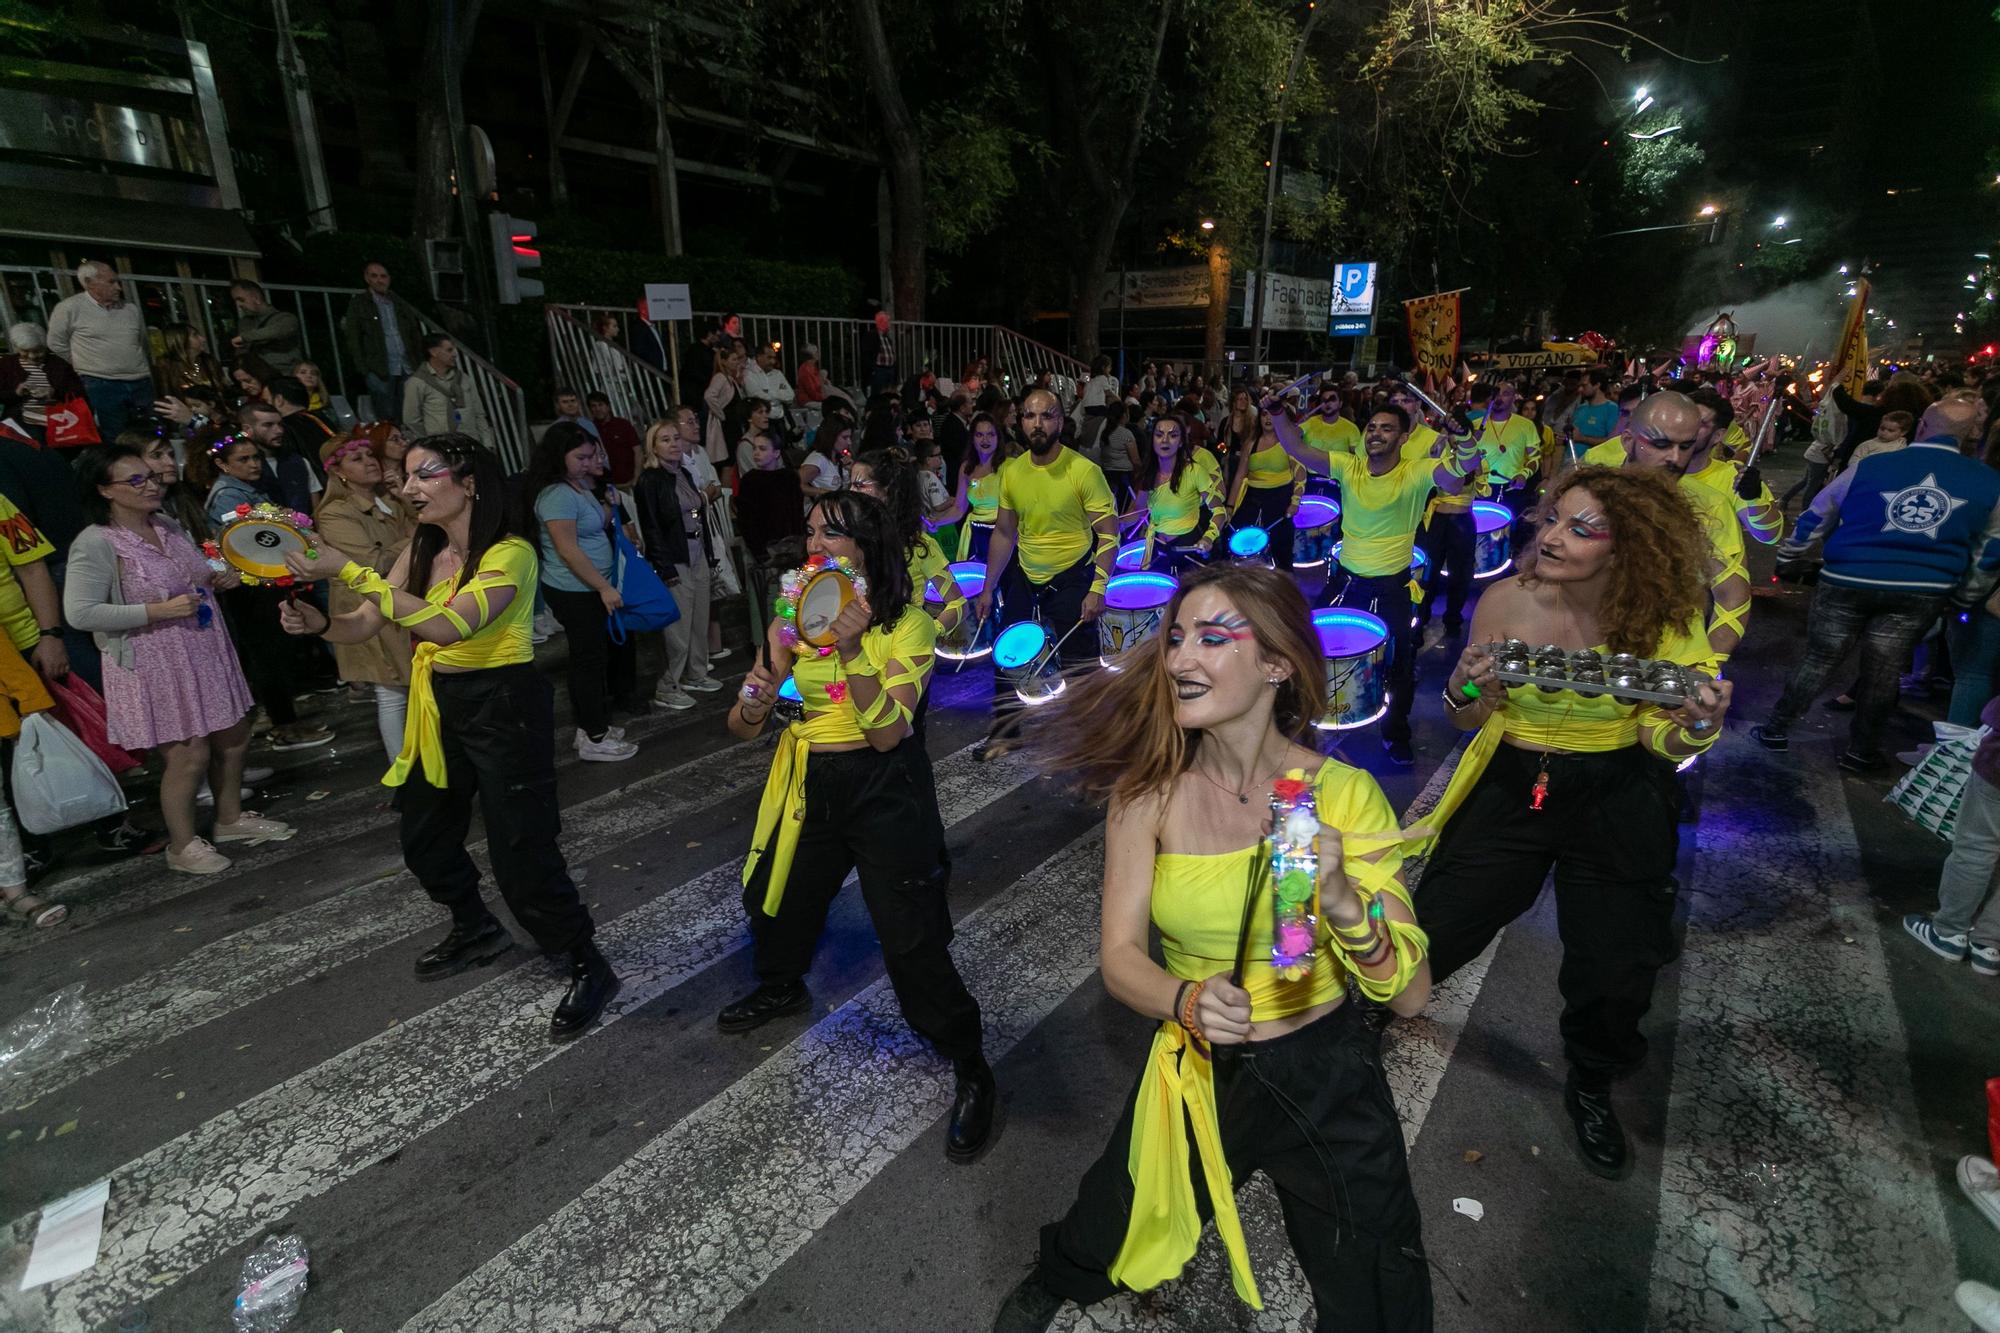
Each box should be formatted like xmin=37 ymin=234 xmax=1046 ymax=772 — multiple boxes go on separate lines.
xmin=489 ymin=213 xmax=543 ymax=305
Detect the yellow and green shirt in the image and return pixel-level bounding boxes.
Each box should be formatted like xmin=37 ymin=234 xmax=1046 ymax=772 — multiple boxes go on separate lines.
xmin=1322 ymin=451 xmax=1439 ymax=576
xmin=1299 ymin=413 xmax=1361 ymax=458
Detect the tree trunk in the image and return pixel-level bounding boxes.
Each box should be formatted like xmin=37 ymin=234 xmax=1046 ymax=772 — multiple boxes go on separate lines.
xmin=1067 ymin=215 xmax=1122 ymax=362
xmin=852 ymin=0 xmax=925 ymax=321
xmin=409 ymin=0 xmax=484 ymax=245
xmin=1206 ymin=241 xmax=1229 ymax=377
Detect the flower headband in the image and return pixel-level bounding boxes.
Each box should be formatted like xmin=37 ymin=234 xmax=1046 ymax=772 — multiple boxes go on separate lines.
xmin=776 ymin=553 xmax=867 ymax=657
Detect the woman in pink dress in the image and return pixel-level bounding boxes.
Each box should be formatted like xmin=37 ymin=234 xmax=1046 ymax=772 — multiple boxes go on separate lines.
xmin=63 ymin=445 xmax=295 ymax=875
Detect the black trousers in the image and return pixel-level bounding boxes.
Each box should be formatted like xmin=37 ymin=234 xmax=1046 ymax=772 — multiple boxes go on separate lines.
xmin=541 ymin=584 xmax=638 ymax=741
xmin=994 ymin=549 xmax=1099 ymax=713
xmin=1321 ymin=567 xmax=1416 ymax=743
xmin=1148 ymin=529 xmax=1210 ymax=577
xmin=741 ymin=740 xmax=983 ymax=1062
xmin=396 ymin=664 xmax=594 ymax=954
xmin=1232 ymin=484 xmax=1296 ymax=571
xmin=1415 ymin=511 xmax=1475 ymax=631
xmin=220 ymin=585 xmax=299 ymax=727
xmin=1038 ymin=1002 xmax=1433 ymax=1331
xmin=1415 ymin=743 xmax=1679 ymax=1087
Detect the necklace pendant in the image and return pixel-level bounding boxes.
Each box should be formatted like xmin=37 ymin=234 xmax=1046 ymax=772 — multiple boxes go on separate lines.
xmin=1238 ymin=793 xmax=1249 ymax=805
xmin=1529 ymin=764 xmax=1549 ymax=812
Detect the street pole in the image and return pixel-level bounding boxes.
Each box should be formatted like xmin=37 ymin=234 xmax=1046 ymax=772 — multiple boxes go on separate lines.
xmin=441 ymin=0 xmax=497 ymax=359
xmin=1247 ymin=2 xmax=1324 ymax=371
xmin=271 ymin=0 xmax=335 ymax=234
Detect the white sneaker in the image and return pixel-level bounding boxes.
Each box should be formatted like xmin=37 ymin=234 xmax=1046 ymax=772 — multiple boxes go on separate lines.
xmin=212 ymin=811 xmax=297 ymax=845
xmin=1972 ymin=942 xmax=2000 ymax=978
xmin=534 ymin=611 xmax=563 ymax=638
xmin=683 ymin=676 xmax=724 ymax=693
xmin=652 ymin=689 xmax=696 ymax=711
xmin=166 ymin=836 xmax=231 ymax=875
xmin=709 ymin=646 xmax=733 ymax=661
xmin=576 ymin=732 xmax=638 ymax=762
xmin=1959 ymin=1156 xmax=2000 ymax=1236
xmin=242 ymin=765 xmax=274 ymax=784
xmin=194 ymin=782 xmax=253 ymax=805
xmin=1958 ymin=1280 xmax=2000 ymax=1333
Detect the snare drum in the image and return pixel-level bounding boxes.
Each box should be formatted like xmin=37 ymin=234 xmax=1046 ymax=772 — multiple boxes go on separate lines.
xmin=1226 ymin=525 xmax=1274 ymax=567
xmin=772 ymin=676 xmax=805 ymax=726
xmin=1311 ymin=608 xmax=1389 ymax=731
xmin=1292 ymin=495 xmax=1340 ymax=570
xmin=993 ymin=622 xmax=1066 ymax=706
xmin=1115 ymin=539 xmax=1149 ymax=572
xmin=1472 ymin=501 xmax=1513 ymax=580
xmin=933 ymin=562 xmax=996 ymax=662
xmin=1097 ymin=572 xmax=1177 ymax=667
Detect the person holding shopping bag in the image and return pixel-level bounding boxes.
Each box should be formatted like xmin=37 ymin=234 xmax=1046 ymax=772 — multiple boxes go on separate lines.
xmin=636 ymin=416 xmax=719 ymax=711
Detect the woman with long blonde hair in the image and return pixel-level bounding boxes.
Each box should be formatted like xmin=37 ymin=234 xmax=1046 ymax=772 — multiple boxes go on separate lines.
xmin=153 ymin=323 xmax=225 ymax=398
xmin=993 ymin=562 xmax=1434 ymax=1332
xmin=1418 ymin=465 xmax=1731 ymax=1181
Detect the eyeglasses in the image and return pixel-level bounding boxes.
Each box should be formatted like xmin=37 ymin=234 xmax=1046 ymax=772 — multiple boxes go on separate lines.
xmin=110 ymin=474 xmax=162 ymax=491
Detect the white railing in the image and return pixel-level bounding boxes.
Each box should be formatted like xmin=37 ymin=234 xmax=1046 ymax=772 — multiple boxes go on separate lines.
xmin=0 ymin=266 xmax=532 ymax=469
xmin=544 ymin=305 xmax=681 ymax=429
xmin=553 ymin=303 xmax=1089 ymax=407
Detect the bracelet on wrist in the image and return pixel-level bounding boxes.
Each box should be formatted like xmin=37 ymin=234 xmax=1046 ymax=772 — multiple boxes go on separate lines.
xmin=1171 ymin=980 xmax=1191 ymax=1028
xmin=1177 ymin=979 xmax=1206 ymax=1034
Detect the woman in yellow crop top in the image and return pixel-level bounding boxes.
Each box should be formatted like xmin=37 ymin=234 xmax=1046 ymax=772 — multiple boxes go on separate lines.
xmin=1417 ymin=466 xmax=1732 ymax=1179
xmin=1227 ymin=402 xmax=1307 ymax=572
xmin=280 ymin=434 xmax=617 ymax=1040
xmin=1130 ymin=413 xmax=1223 ymax=574
xmin=724 ymin=489 xmax=994 ymax=1161
xmin=992 ymin=563 xmax=1435 ymax=1330
xmin=945 ymin=411 xmax=1007 ymax=561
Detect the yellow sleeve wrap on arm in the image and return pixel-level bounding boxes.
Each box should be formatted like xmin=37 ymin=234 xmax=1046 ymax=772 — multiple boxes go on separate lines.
xmin=1336 ymin=830 xmax=1429 ymax=1005
xmin=341 ymin=562 xmax=474 ymax=637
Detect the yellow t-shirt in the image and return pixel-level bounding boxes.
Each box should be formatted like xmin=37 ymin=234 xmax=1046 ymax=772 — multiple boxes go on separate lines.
xmin=912 ymin=530 xmax=965 ymax=624
xmin=997 ymin=447 xmax=1116 ymax=584
xmin=382 ymin=537 xmax=538 ymax=788
xmin=1684 ymin=453 xmax=1779 ymax=543
xmin=1144 ymin=451 xmax=1223 ymax=539
xmin=1472 ymin=413 xmax=1540 ymax=482
xmin=0 ymin=495 xmax=53 ymax=654
xmin=1581 ymin=439 xmax=1625 ymax=467
xmin=1243 ymin=437 xmax=1299 ymax=489
xmin=787 ymin=604 xmax=937 ymax=745
xmin=964 ymin=469 xmax=1001 ymax=525
xmin=1403 ymin=424 xmax=1441 ymax=465
xmin=1323 ymin=451 xmax=1437 ymax=576
xmin=1299 ymin=413 xmax=1361 ymax=458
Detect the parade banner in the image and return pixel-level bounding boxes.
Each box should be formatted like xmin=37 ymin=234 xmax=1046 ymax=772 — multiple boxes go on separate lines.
xmin=1488 ymin=342 xmax=1597 ymax=371
xmin=1829 ymin=281 xmax=1870 ymax=398
xmin=1404 ymin=290 xmax=1463 ymax=384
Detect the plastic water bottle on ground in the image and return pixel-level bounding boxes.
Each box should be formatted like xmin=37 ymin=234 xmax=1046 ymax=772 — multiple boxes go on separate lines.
xmin=231 ymin=1234 xmax=309 ymax=1331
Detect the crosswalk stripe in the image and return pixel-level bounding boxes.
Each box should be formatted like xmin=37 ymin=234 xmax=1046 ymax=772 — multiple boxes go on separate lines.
xmin=0 ymin=699 xmax=721 ymax=958
xmin=1646 ymin=740 xmax=1955 ymax=1326
xmin=402 ymin=825 xmax=1109 ymax=1332
xmin=4 ymin=735 xmax=772 ymax=1108
xmin=1044 ymin=735 xmax=1493 ymax=1332
xmin=7 ymin=743 xmax=1041 ymax=1330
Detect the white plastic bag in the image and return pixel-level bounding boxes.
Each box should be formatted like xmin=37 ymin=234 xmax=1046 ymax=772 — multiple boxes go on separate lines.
xmin=1886 ymin=721 xmax=1987 ymax=842
xmin=11 ymin=712 xmax=127 ymax=834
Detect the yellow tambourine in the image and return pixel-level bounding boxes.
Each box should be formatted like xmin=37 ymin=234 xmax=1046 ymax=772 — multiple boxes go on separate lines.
xmin=776 ymin=554 xmax=867 ymax=655
xmin=203 ymin=503 xmax=318 ymax=587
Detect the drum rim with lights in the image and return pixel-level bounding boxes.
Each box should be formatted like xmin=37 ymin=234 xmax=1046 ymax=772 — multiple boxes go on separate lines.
xmin=1471 ymin=500 xmax=1514 ymax=581
xmin=992 ymin=620 xmax=1066 ymax=706
xmin=931 ymin=560 xmax=996 ymax=662
xmin=1310 ymin=607 xmax=1389 ymax=732
xmin=1097 ymin=570 xmax=1178 ymax=668
xmin=1292 ymin=495 xmax=1340 ymax=571
xmin=1225 ymin=525 xmax=1274 ymax=567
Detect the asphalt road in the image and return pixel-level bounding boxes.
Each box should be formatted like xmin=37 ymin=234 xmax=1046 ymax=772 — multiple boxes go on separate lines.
xmin=2 ymin=451 xmax=1996 ymax=1332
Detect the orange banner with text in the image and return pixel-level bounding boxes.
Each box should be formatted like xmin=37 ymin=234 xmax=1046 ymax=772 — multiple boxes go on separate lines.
xmin=1404 ymin=290 xmax=1463 ymax=386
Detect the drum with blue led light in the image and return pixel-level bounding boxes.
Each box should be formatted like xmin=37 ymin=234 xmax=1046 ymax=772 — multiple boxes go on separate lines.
xmin=993 ymin=621 xmax=1066 ymax=706
xmin=1225 ymin=525 xmax=1274 ymax=568
xmin=1472 ymin=500 xmax=1514 ymax=580
xmin=932 ymin=561 xmax=996 ymax=662
xmin=773 ymin=675 xmax=805 ymax=726
xmin=1292 ymin=495 xmax=1340 ymax=571
xmin=1311 ymin=608 xmax=1389 ymax=731
xmin=1097 ymin=571 xmax=1178 ymax=667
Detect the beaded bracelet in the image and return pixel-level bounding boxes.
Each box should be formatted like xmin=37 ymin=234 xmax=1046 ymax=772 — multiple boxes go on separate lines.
xmin=1178 ymin=979 xmax=1206 ymax=1034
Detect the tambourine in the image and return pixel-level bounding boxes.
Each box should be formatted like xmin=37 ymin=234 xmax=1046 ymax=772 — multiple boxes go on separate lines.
xmin=776 ymin=554 xmax=868 ymax=656
xmin=203 ymin=503 xmax=317 ymax=587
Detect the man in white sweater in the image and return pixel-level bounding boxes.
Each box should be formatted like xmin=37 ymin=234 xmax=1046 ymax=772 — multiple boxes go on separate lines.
xmin=46 ymin=261 xmax=155 ymax=441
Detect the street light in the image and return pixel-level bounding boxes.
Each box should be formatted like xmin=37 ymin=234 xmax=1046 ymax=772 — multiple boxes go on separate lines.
xmin=1632 ymin=87 xmax=1654 ymax=113
xmin=1772 ymin=215 xmax=1788 ymax=228
xmin=1199 ymin=218 xmax=1216 ymax=232
xmin=1698 ymin=204 xmax=1718 ymax=217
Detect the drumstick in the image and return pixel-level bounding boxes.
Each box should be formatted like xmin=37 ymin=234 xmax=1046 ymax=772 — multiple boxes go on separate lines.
xmin=1230 ymin=840 xmax=1270 ymax=989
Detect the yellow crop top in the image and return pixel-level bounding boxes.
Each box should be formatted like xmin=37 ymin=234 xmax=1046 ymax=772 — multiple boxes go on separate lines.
xmin=1243 ymin=436 xmax=1300 ymax=489
xmin=1110 ymin=760 xmax=1427 ymax=1308
xmin=965 ymin=469 xmax=1001 ymax=524
xmin=742 ymin=607 xmax=938 ymax=915
xmin=1407 ymin=617 xmax=1720 ymax=853
xmin=348 ymin=536 xmax=537 ymax=789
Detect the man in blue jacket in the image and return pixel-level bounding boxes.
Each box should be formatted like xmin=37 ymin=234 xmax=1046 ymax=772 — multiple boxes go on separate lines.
xmin=1753 ymin=397 xmax=2000 ymax=771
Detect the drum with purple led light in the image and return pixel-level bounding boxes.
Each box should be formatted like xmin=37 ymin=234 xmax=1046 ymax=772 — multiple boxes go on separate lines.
xmin=1292 ymin=495 xmax=1340 ymax=570
xmin=1097 ymin=571 xmax=1178 ymax=667
xmin=1312 ymin=608 xmax=1389 ymax=731
xmin=1472 ymin=500 xmax=1514 ymax=580
xmin=929 ymin=560 xmax=996 ymax=662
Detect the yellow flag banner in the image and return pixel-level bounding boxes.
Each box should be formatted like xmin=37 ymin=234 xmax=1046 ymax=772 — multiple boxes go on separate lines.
xmin=1829 ymin=281 xmax=1870 ymax=398
xmin=1404 ymin=291 xmax=1462 ymax=385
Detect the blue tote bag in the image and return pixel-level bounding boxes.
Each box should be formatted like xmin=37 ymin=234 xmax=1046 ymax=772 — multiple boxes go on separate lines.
xmin=607 ymin=526 xmax=681 ymax=642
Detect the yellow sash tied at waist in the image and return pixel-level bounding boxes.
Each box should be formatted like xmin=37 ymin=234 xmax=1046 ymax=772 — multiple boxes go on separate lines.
xmin=743 ymin=712 xmax=871 ymax=916
xmin=382 ymin=641 xmax=443 ymax=788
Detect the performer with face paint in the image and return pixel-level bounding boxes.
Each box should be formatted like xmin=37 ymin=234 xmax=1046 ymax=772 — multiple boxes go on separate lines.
xmin=1412 ymin=466 xmax=1732 ymax=1181
xmin=991 ymin=564 xmax=1435 ymax=1333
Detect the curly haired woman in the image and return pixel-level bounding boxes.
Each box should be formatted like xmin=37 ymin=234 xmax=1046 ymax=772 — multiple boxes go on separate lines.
xmin=1416 ymin=465 xmax=1732 ymax=1180
xmin=993 ymin=563 xmax=1433 ymax=1333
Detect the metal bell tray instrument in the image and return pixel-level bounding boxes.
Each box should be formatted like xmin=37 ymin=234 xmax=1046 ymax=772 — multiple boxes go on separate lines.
xmin=1480 ymin=639 xmax=1710 ymax=707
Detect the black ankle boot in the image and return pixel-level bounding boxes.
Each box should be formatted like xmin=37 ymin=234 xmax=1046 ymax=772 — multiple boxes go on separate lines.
xmin=414 ymin=915 xmax=513 ymax=980
xmin=1564 ymin=1075 xmax=1628 ymax=1179
xmin=550 ymin=943 xmax=620 ymax=1039
xmin=946 ymin=1054 xmax=997 ymax=1162
xmin=718 ymin=981 xmax=811 ymax=1033
xmin=991 ymin=1268 xmax=1063 ymax=1333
